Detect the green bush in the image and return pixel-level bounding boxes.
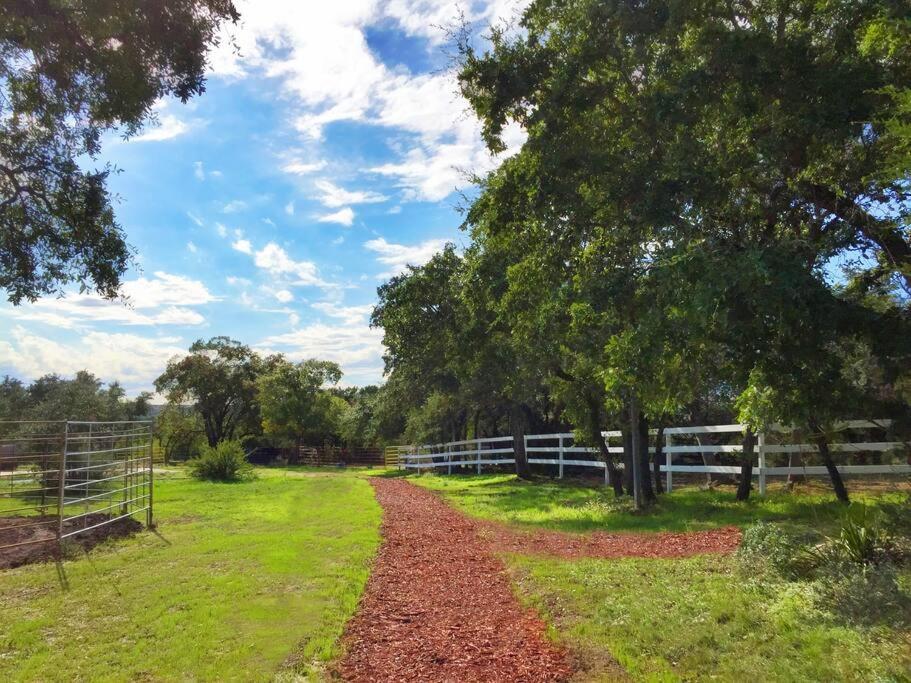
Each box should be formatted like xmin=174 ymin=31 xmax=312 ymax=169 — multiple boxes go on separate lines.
xmin=738 ymin=522 xmax=819 ymax=579
xmin=189 ymin=440 xmax=255 ymax=482
xmin=803 ymin=509 xmax=897 ymax=571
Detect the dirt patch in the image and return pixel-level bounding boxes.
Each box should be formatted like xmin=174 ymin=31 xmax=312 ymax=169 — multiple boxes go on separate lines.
xmin=338 ymin=478 xmax=572 ymax=682
xmin=0 ymin=514 xmax=142 ymax=569
xmin=479 ymin=521 xmax=741 ymax=560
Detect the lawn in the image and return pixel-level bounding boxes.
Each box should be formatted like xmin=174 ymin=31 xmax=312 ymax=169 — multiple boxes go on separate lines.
xmin=409 ymin=472 xmax=911 ymax=681
xmin=510 ymin=554 xmax=911 ymax=682
xmin=0 ymin=467 xmax=382 ymax=682
xmin=408 ymin=472 xmax=908 ymax=534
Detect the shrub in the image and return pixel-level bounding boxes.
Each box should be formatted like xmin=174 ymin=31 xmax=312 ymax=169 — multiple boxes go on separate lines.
xmin=189 ymin=440 xmax=255 ymax=482
xmin=803 ymin=509 xmax=897 ymax=571
xmin=738 ymin=522 xmax=819 ymax=579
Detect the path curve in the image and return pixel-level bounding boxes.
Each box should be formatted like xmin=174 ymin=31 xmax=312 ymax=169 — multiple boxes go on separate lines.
xmin=338 ymin=478 xmax=571 ymax=682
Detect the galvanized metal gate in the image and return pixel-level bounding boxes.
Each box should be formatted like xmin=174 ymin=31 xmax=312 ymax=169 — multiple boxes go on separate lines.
xmin=0 ymin=420 xmax=154 ymax=555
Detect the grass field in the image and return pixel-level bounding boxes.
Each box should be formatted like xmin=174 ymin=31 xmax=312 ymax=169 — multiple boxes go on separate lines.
xmin=409 ymin=472 xmax=911 ymax=681
xmin=0 ymin=468 xmax=382 ymax=682
xmin=409 ymin=472 xmax=908 ymax=533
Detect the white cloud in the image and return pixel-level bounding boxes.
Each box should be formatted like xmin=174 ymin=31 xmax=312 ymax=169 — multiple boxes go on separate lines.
xmin=312 ymin=301 xmax=373 ymax=325
xmin=253 ymin=242 xmax=328 ymax=288
xmin=282 ymin=159 xmax=327 ymax=175
xmin=194 ymin=161 xmax=205 ymax=181
xmin=120 ymin=272 xmax=217 ymax=308
xmin=285 ymin=201 xmax=295 ymax=216
xmin=258 ymin=321 xmax=384 ymax=379
xmin=314 ymin=180 xmax=388 ymax=208
xmin=0 ymin=271 xmax=214 ymax=329
xmin=132 ymin=114 xmax=191 ymax=142
xmin=216 ymin=222 xmax=228 ymax=237
xmin=332 ymin=235 xmax=345 ymax=245
xmin=363 ymin=236 xmax=450 ymax=276
xmin=187 ymin=211 xmax=204 ymax=227
xmin=318 ymin=207 xmax=355 ymax=226
xmin=274 ymin=289 xmax=294 ymax=303
xmin=206 ymin=1 xmax=526 ymax=203
xmin=0 ymin=326 xmax=186 ymax=393
xmin=232 ymin=239 xmax=253 ymax=254
xmin=226 ymin=276 xmax=252 ymax=287
xmin=222 ymin=200 xmax=248 ymax=214
xmin=187 ymin=241 xmax=198 ymax=254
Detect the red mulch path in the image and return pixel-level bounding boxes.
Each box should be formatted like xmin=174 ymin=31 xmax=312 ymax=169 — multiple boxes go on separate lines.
xmin=338 ymin=478 xmax=572 ymax=682
xmin=339 ymin=479 xmax=742 ymax=682
xmin=479 ymin=522 xmax=742 ymax=559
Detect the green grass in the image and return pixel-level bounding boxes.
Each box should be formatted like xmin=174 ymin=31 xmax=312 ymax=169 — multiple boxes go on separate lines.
xmin=408 ymin=472 xmax=907 ymax=534
xmin=509 ymin=554 xmax=911 ymax=682
xmin=0 ymin=467 xmax=382 ymax=682
xmin=409 ymin=472 xmax=911 ymax=681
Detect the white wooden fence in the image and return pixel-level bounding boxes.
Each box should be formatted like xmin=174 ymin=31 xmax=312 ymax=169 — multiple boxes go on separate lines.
xmin=401 ymin=421 xmax=910 ymax=495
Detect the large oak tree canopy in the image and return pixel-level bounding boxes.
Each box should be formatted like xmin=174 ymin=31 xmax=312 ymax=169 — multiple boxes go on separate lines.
xmin=460 ymin=0 xmax=911 ymax=292
xmin=0 ymin=0 xmax=239 ymax=304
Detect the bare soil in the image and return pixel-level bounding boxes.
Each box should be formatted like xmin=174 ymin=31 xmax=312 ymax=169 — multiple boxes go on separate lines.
xmin=0 ymin=514 xmax=142 ymax=569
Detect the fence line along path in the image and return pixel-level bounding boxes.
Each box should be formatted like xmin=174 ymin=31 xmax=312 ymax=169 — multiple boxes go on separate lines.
xmin=401 ymin=420 xmax=910 ymax=495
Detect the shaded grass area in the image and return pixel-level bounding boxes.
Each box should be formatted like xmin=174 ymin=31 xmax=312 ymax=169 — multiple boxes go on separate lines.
xmin=0 ymin=467 xmax=382 ymax=682
xmin=408 ymin=472 xmax=908 ymax=534
xmin=509 ymin=553 xmax=911 ymax=682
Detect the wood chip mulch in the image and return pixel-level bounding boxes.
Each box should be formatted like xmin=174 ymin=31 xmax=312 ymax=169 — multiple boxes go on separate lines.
xmin=337 ymin=477 xmax=572 ymax=682
xmin=479 ymin=521 xmax=742 ymax=560
xmin=338 ymin=478 xmax=742 ymax=682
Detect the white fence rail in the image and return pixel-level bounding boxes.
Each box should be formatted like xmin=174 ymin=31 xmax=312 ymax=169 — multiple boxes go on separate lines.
xmin=401 ymin=421 xmax=910 ymax=495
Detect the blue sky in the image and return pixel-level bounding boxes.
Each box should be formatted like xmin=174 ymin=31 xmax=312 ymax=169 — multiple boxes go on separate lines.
xmin=0 ymin=1 xmax=527 ymax=395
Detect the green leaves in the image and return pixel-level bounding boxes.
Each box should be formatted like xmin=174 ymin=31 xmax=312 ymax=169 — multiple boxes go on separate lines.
xmin=0 ymin=1 xmax=238 ymax=303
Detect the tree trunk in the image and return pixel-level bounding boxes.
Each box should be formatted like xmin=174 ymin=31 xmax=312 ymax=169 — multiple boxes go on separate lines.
xmin=638 ymin=414 xmax=656 ymax=503
xmin=810 ymin=421 xmax=849 ymax=503
xmin=653 ymin=425 xmax=665 ymax=494
xmin=584 ymin=394 xmax=623 ymax=496
xmin=510 ymin=403 xmax=531 ymax=480
xmin=698 ymin=436 xmax=714 ymax=486
xmin=620 ymin=428 xmax=633 ymax=495
xmin=628 ymin=397 xmax=642 ymax=508
xmin=736 ymin=428 xmax=757 ymax=501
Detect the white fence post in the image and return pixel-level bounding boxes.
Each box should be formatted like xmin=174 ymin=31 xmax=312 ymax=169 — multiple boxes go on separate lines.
xmin=558 ymin=435 xmax=564 ymax=479
xmin=665 ymin=431 xmax=673 ymax=493
xmin=447 ymin=443 xmax=452 ymax=475
xmin=476 ymin=439 xmax=481 ymax=474
xmin=758 ymin=430 xmax=766 ymax=496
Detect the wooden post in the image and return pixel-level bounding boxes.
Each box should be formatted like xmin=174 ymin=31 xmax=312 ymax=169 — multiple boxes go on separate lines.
xmin=665 ymin=431 xmax=673 ymax=493
xmin=558 ymin=435 xmax=564 ymax=479
xmin=758 ymin=430 xmax=766 ymax=496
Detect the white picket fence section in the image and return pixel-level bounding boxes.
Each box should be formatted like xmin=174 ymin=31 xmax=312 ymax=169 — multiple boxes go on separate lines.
xmin=402 ymin=420 xmax=910 ymax=495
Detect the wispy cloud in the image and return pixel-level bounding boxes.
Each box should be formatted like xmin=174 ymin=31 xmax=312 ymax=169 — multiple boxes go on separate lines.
xmin=314 ymin=180 xmax=388 ymax=208
xmin=318 ymin=207 xmax=355 ymax=226
xmin=363 ymin=237 xmax=450 ymax=277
